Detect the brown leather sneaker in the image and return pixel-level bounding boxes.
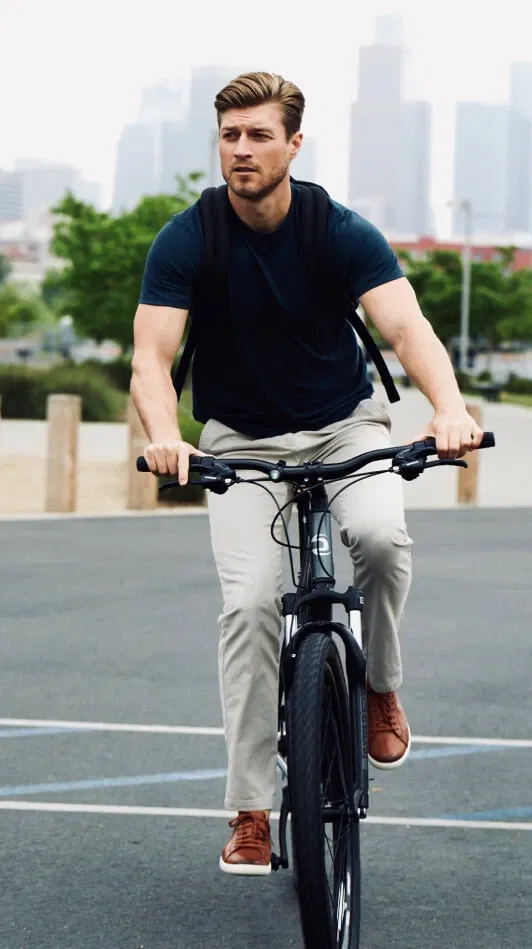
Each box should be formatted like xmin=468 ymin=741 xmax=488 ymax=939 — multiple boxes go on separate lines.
xmin=219 ymin=810 xmax=272 ymax=876
xmin=367 ymin=686 xmax=411 ymax=770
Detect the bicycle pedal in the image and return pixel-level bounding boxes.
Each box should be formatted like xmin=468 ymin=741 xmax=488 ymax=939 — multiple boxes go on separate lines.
xmin=271 ymin=852 xmax=289 ymax=871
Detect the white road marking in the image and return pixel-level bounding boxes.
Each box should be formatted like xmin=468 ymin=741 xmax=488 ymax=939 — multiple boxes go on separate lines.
xmin=0 ymin=800 xmax=530 ymax=830
xmin=0 ymin=718 xmax=530 ymax=747
xmin=413 ymin=735 xmax=532 ymax=748
xmin=0 ymin=718 xmax=224 ymax=736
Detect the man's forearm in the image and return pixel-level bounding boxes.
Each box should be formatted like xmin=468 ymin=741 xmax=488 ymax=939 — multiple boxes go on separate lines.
xmin=393 ymin=318 xmax=465 ymax=413
xmin=130 ymin=362 xmax=182 ymax=443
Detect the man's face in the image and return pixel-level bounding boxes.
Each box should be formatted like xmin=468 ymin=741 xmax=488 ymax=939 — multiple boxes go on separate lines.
xmin=219 ymin=101 xmax=302 ymax=202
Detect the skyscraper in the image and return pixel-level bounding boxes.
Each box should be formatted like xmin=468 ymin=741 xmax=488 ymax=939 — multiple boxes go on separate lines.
xmin=112 ymin=82 xmax=189 ymax=213
xmin=348 ymin=16 xmax=432 ymax=236
xmin=291 ymin=137 xmax=318 ymax=183
xmin=506 ymin=63 xmax=532 ymax=233
xmin=112 ymin=69 xmax=241 ymax=213
xmin=452 ymin=104 xmax=508 ymax=236
xmin=0 ymin=171 xmax=24 ymax=222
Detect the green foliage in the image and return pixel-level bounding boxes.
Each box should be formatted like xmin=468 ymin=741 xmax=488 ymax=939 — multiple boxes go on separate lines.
xmin=398 ymin=247 xmax=532 ymax=346
xmin=81 ymin=356 xmax=132 ymax=391
xmin=504 ymin=373 xmax=532 ymax=395
xmin=0 ymin=252 xmax=12 ymax=285
xmin=0 ymin=282 xmax=55 ymax=337
xmin=44 ymin=174 xmax=203 ymax=348
xmin=0 ymin=364 xmax=123 ymax=421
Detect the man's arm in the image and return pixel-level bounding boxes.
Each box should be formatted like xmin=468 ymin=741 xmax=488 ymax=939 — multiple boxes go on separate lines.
xmin=359 ymin=276 xmax=483 ymax=458
xmin=130 ymin=303 xmax=203 ymax=482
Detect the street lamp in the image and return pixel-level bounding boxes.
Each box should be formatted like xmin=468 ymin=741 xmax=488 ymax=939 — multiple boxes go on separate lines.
xmin=447 ymin=198 xmax=473 ymax=373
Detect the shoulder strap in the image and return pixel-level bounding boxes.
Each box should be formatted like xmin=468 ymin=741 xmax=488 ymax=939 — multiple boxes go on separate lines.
xmin=292 ymin=178 xmax=400 ymax=404
xmin=172 ymin=186 xmax=231 ymax=399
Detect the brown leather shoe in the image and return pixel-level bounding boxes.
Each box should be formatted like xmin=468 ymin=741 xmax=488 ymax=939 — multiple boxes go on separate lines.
xmin=219 ymin=811 xmax=272 ymax=876
xmin=367 ymin=686 xmax=411 ymax=770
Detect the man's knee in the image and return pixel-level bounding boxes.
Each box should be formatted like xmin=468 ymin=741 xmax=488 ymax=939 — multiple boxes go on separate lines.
xmin=343 ymin=518 xmax=412 ymax=574
xmin=221 ymin=574 xmax=281 ymax=634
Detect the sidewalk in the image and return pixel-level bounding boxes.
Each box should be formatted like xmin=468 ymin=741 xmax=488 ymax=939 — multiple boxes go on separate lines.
xmin=0 ymin=391 xmax=530 ymax=515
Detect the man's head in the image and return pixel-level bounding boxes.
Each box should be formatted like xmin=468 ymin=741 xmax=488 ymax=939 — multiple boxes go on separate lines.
xmin=215 ymin=72 xmax=305 ymax=202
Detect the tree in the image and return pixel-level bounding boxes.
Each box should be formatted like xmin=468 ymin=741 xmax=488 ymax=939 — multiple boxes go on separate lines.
xmin=0 ymin=252 xmax=12 ymax=285
xmin=44 ymin=174 xmax=203 ymax=349
xmin=0 ymin=283 xmax=55 ymax=338
xmin=397 ymin=247 xmax=532 ymax=349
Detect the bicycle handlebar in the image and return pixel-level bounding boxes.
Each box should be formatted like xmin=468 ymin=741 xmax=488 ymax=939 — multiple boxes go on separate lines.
xmin=136 ymin=432 xmax=495 ymax=484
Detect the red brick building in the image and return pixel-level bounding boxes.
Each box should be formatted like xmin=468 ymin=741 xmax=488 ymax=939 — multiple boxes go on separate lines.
xmin=389 ymin=235 xmax=532 ymax=271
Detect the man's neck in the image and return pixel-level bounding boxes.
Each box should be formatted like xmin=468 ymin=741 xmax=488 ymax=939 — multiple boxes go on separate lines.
xmin=228 ymin=176 xmax=292 ymax=233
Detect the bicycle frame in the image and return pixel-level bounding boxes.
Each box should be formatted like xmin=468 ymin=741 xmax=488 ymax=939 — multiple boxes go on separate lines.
xmin=274 ymin=482 xmax=370 ymax=870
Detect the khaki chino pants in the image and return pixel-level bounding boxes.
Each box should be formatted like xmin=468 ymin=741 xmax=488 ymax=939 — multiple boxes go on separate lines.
xmin=198 ymin=398 xmax=413 ymax=811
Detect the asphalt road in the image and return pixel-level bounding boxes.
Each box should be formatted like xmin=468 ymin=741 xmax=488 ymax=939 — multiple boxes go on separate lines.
xmin=1 ymin=508 xmax=531 ymax=949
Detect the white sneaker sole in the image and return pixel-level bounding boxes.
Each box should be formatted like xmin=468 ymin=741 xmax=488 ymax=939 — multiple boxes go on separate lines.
xmin=219 ymin=856 xmax=272 ymax=876
xmin=368 ymin=725 xmax=412 ymax=771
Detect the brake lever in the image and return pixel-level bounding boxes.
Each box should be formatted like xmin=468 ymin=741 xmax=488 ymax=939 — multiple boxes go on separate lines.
xmin=425 ymin=459 xmax=468 ymax=470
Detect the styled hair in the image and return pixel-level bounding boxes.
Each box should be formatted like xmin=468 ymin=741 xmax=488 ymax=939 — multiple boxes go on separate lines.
xmin=215 ymin=72 xmax=305 ymax=139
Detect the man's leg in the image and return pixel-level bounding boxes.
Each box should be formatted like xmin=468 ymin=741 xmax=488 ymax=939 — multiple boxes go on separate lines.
xmin=199 ymin=419 xmax=295 ymax=872
xmin=303 ymin=398 xmax=413 ymax=766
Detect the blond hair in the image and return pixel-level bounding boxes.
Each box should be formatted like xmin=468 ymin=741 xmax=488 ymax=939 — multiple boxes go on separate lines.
xmin=215 ymin=72 xmax=305 ymax=139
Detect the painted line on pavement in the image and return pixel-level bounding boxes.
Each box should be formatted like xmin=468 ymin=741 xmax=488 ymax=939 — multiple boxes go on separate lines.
xmin=0 ymin=769 xmax=227 ymax=797
xmin=408 ymin=745 xmax=504 ymax=761
xmin=436 ymin=805 xmax=532 ymax=822
xmin=0 ymin=800 xmax=531 ymax=831
xmin=0 ymin=718 xmax=530 ymax=747
xmin=0 ymin=727 xmax=91 ymax=739
xmin=0 ymin=719 xmax=224 ymax=736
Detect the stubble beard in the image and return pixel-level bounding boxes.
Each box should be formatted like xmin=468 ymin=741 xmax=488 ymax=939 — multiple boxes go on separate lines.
xmin=224 ymin=161 xmax=290 ymax=203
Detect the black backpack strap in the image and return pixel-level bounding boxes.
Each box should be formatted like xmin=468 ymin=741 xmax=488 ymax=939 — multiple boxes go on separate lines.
xmin=292 ymin=178 xmax=400 ymax=404
xmin=172 ymin=186 xmax=231 ymax=398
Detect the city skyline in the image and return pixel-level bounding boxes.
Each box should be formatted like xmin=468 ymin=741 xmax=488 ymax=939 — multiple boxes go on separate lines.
xmin=2 ymin=0 xmax=532 ymax=238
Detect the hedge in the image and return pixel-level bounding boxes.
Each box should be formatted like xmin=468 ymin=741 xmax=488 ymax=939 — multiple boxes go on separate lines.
xmin=0 ymin=364 xmax=123 ymax=421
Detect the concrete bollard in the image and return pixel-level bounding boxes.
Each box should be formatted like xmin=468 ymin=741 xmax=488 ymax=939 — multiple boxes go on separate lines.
xmin=457 ymin=402 xmax=483 ymax=505
xmin=127 ymin=397 xmax=158 ymax=510
xmin=45 ymin=394 xmax=81 ymax=513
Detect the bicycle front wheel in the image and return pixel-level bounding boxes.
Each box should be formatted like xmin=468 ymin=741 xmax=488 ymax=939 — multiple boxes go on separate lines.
xmin=288 ymin=632 xmax=361 ymax=949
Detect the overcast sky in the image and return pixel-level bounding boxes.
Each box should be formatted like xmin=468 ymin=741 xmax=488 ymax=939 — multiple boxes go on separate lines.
xmin=1 ymin=0 xmax=531 ymax=235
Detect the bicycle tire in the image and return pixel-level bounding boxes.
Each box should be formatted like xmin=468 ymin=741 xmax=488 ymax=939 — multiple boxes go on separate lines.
xmin=288 ymin=632 xmax=361 ymax=949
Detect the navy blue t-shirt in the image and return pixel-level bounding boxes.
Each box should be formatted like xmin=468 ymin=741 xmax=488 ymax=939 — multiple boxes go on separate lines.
xmin=138 ymin=183 xmax=403 ymax=437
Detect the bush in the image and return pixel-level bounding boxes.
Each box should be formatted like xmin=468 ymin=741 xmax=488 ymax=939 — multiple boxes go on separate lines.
xmin=0 ymin=364 xmax=123 ymax=421
xmin=43 ymin=366 xmax=123 ymax=421
xmin=0 ymin=366 xmax=47 ymax=418
xmin=477 ymin=369 xmax=492 ymax=382
xmin=504 ymin=373 xmax=532 ymax=395
xmin=81 ymin=356 xmax=132 ymax=392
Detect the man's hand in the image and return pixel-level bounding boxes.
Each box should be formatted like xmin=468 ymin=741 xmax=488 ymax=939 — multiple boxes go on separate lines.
xmin=415 ymin=405 xmax=484 ymax=460
xmin=144 ymin=439 xmax=209 ymax=485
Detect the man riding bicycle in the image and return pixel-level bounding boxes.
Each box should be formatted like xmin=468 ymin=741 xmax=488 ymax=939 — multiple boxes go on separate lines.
xmin=131 ymin=71 xmax=484 ymax=876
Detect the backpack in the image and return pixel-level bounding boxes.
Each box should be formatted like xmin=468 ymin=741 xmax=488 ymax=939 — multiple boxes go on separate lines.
xmin=172 ymin=178 xmax=400 ymax=404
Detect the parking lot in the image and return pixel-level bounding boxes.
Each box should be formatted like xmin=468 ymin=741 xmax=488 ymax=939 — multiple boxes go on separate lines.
xmin=1 ymin=508 xmax=531 ymax=948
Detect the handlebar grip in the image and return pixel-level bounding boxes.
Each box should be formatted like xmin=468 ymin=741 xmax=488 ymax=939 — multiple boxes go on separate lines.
xmin=136 ymin=456 xmax=151 ymax=472
xmin=424 ymin=432 xmax=495 ymax=452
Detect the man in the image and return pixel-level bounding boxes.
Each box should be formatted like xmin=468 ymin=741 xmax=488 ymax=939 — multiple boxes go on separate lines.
xmin=131 ymin=71 xmax=483 ymax=876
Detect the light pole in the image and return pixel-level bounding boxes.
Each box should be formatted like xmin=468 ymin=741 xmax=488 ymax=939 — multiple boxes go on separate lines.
xmin=448 ymin=198 xmax=473 ymax=372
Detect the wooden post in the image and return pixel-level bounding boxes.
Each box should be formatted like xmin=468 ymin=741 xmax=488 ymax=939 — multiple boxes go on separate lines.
xmin=127 ymin=396 xmax=158 ymax=510
xmin=457 ymin=402 xmax=482 ymax=505
xmin=45 ymin=394 xmax=81 ymax=512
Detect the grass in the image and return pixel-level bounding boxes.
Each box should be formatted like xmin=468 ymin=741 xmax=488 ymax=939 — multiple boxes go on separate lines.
xmin=500 ymin=392 xmax=532 ymax=408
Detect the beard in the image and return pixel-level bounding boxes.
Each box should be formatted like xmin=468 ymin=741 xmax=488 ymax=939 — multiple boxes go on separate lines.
xmin=224 ymin=160 xmax=290 ymax=203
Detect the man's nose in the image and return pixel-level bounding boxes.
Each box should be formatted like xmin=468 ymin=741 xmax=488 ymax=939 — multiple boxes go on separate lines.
xmin=234 ymin=135 xmax=252 ymax=156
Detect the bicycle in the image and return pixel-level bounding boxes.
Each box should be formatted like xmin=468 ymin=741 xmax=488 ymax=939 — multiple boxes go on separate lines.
xmin=137 ymin=430 xmax=495 ymax=949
